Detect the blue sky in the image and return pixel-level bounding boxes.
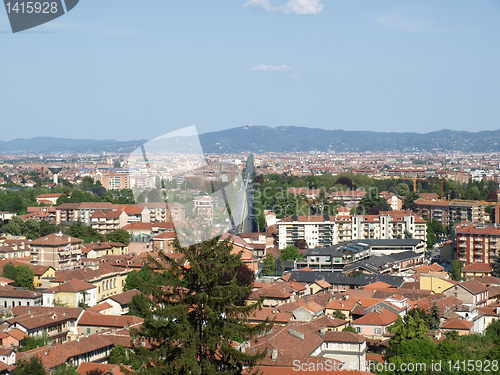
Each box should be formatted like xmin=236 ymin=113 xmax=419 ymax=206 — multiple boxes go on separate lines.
xmin=1 ymin=0 xmax=500 ymax=141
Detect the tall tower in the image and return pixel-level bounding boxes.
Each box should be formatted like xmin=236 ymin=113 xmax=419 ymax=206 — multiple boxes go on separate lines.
xmin=48 ymin=166 xmax=63 ymax=184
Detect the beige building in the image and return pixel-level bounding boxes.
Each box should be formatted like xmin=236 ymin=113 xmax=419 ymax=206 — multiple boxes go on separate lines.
xmin=30 ymin=233 xmax=82 ymax=270
xmin=90 ymin=210 xmax=128 ymax=234
xmin=49 ymin=263 xmax=131 ymax=302
xmin=81 ymin=242 xmax=128 ymax=259
xmin=93 ymin=173 xmax=130 ymax=191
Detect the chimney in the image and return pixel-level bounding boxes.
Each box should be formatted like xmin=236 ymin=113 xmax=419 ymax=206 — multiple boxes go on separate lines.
xmin=271 ymin=349 xmax=278 ymax=360
xmin=320 ymin=327 xmax=325 ymax=335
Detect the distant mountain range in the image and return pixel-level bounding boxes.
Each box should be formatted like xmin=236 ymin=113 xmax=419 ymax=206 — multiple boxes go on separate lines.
xmin=199 ymin=126 xmax=500 ymax=153
xmin=1 ymin=126 xmax=500 ymax=154
xmin=0 ymin=137 xmax=146 ymax=155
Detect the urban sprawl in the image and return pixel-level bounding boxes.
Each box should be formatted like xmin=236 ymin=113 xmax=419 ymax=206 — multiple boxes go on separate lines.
xmin=0 ymin=150 xmax=499 ymax=374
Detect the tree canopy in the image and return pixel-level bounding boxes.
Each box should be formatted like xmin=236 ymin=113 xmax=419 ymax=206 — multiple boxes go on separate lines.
xmin=128 ymin=237 xmax=272 ymax=374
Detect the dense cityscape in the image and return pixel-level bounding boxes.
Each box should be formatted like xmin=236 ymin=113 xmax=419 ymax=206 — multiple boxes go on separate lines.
xmin=0 ymin=145 xmax=499 ymax=374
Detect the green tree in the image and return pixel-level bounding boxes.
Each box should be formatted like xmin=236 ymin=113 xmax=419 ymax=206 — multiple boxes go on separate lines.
xmin=15 ymin=265 xmax=35 ymax=290
xmin=450 ymin=260 xmax=464 ymax=282
xmin=429 ymin=302 xmax=441 ymax=330
xmin=396 ymin=183 xmax=411 ymax=197
xmin=2 ymin=263 xmax=17 ymax=282
xmin=403 ymin=191 xmax=420 ymax=210
xmin=386 ymin=313 xmax=430 ymax=359
xmin=2 ymin=216 xmax=23 ymax=236
xmin=280 ymin=245 xmax=299 ymax=261
xmin=105 ymin=229 xmax=131 ymax=245
xmin=342 ymin=325 xmax=356 ymax=333
xmin=263 ymin=254 xmax=275 ymax=276
xmin=12 ymin=356 xmax=46 ymax=375
xmin=52 ymin=364 xmax=79 ymax=375
xmin=274 ymin=257 xmax=284 ymax=277
xmin=128 ymin=292 xmax=151 ymax=319
xmin=128 ymin=237 xmax=273 ymax=374
xmin=332 ymin=310 xmax=345 ymax=319
xmin=492 ymin=256 xmax=500 ymax=278
xmin=123 ymin=267 xmax=154 ymax=293
xmin=19 ymin=333 xmax=48 ymax=352
xmin=109 ymin=344 xmax=129 ymax=365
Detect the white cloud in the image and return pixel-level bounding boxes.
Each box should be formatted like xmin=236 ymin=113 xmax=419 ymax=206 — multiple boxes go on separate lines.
xmin=242 ymin=0 xmax=272 ymax=12
xmin=376 ymin=13 xmax=441 ymax=33
xmin=251 ymin=64 xmax=292 ymax=72
xmin=243 ymin=0 xmax=324 ymax=15
xmin=282 ymin=0 xmax=324 ymax=15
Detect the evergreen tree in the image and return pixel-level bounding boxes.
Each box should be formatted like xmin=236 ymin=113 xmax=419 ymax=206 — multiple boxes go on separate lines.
xmin=450 ymin=260 xmax=464 ymax=282
xmin=429 ymin=302 xmax=441 ymax=330
xmin=128 ymin=237 xmax=272 ymax=374
xmin=492 ymin=256 xmax=500 ymax=278
xmin=274 ymin=257 xmax=284 ymax=277
xmin=262 ymin=254 xmax=275 ymax=276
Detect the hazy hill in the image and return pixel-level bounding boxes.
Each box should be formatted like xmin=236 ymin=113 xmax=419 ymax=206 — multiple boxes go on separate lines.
xmin=199 ymin=125 xmax=500 ymax=153
xmin=1 ymin=126 xmax=500 ymax=154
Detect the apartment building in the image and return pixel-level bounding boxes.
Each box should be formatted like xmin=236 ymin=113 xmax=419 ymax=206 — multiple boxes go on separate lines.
xmin=454 ymin=222 xmax=500 ymax=265
xmin=93 ymin=173 xmax=130 ymax=191
xmin=413 ymin=199 xmax=484 ymax=228
xmin=30 ymin=233 xmax=83 ymax=270
xmin=277 ymin=211 xmax=427 ymax=249
xmin=139 ymin=202 xmax=186 ymax=223
xmin=90 ymin=210 xmax=128 ymax=234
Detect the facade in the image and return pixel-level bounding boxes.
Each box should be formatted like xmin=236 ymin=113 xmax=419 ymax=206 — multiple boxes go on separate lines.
xmin=90 ymin=210 xmax=128 ymax=234
xmin=0 ymin=289 xmax=42 ymax=308
xmin=55 ymin=203 xmax=81 ymax=224
xmin=413 ymin=199 xmax=485 ymax=228
xmin=35 ymin=193 xmax=63 ymax=206
xmin=443 ymin=280 xmax=489 ymax=307
xmin=351 ymin=308 xmax=398 ymax=339
xmin=277 ymin=211 xmax=427 ymax=250
xmin=81 ymin=242 xmax=128 ymax=259
xmin=50 ymin=264 xmax=131 ymax=302
xmin=43 ymin=280 xmax=97 ymax=308
xmin=454 ymin=222 xmax=500 ymax=265
xmin=30 ymin=233 xmax=83 ymax=270
xmin=93 ymin=173 xmax=130 ymax=191
xmin=139 ymin=203 xmax=186 ymax=223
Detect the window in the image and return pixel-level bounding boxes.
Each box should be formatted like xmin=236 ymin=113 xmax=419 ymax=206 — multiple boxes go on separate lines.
xmin=87 ymin=328 xmax=91 ymax=334
xmin=374 ymin=328 xmax=382 ymax=335
xmin=355 ymin=327 xmax=361 ymax=333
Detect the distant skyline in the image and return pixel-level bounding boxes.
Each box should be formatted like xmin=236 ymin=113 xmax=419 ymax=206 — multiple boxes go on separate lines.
xmin=1 ymin=1 xmax=500 ymax=142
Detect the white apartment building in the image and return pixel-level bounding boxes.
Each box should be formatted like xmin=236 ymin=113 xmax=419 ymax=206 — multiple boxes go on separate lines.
xmin=277 ymin=211 xmax=427 ymax=249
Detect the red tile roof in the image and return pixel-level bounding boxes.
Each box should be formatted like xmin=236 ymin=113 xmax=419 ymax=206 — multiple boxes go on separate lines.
xmin=44 ymin=279 xmax=96 ymax=294
xmin=352 ymin=308 xmax=398 ymax=326
xmin=462 ymin=262 xmax=493 ymax=273
xmin=78 ymin=312 xmax=143 ymax=328
xmin=441 ymin=318 xmax=473 ymax=331
xmin=30 ymin=233 xmax=83 ymax=246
